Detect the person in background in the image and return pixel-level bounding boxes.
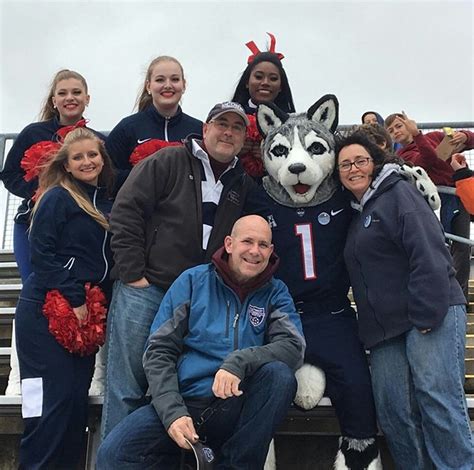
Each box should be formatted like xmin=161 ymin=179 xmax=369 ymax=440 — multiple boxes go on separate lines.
xmin=451 ymin=152 xmax=474 ymax=215
xmin=361 ymin=111 xmax=384 ymax=126
xmin=15 ymin=128 xmax=115 ymax=469
xmin=105 ymin=55 xmax=202 ymax=181
xmin=336 ymin=131 xmax=473 ymax=470
xmin=231 ymin=34 xmax=296 ymax=179
xmin=385 ymin=111 xmax=474 ymax=300
xmin=0 ymin=69 xmax=105 ymax=396
xmin=97 ymin=215 xmax=304 ymax=469
xmin=354 ymin=123 xmax=393 ymax=151
xmin=101 ymin=101 xmax=255 ymax=440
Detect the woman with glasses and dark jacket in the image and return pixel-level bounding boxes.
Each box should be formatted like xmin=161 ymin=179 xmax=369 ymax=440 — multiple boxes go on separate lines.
xmin=336 ymin=131 xmax=473 ymax=470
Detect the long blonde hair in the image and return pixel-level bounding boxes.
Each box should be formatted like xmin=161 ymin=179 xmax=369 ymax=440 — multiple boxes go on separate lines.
xmin=32 ymin=128 xmax=114 ymax=230
xmin=135 ymin=56 xmax=185 ymax=112
xmin=39 ymin=69 xmax=89 ymax=121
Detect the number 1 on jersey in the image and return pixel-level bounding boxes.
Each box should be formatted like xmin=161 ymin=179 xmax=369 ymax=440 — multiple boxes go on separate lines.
xmin=295 ymin=223 xmax=317 ymax=280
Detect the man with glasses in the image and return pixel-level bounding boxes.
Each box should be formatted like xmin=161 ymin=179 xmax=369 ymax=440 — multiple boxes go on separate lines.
xmin=102 ymin=102 xmax=256 ymax=439
xmin=97 ymin=215 xmax=305 ymax=468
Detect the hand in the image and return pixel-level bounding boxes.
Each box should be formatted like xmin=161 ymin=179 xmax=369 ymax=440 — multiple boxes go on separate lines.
xmin=73 ymin=304 xmax=88 ymax=323
xmin=450 ymin=153 xmax=467 ymax=171
xmin=167 ymin=416 xmax=199 ymax=449
xmin=212 ymin=369 xmax=243 ymax=399
xmin=127 ymin=277 xmax=150 ymax=288
xmin=400 ymin=111 xmax=419 ymax=137
xmin=451 ymin=131 xmax=468 ymax=147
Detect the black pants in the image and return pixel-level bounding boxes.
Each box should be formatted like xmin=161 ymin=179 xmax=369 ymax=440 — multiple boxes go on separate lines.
xmin=15 ymin=297 xmax=95 ymax=469
xmin=441 ymin=193 xmax=471 ymax=302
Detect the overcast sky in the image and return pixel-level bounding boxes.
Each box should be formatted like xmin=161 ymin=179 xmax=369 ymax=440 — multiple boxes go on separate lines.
xmin=1 ymin=0 xmax=473 ymax=134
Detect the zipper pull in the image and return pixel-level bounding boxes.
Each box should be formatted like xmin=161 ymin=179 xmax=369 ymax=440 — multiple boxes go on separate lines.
xmin=232 ymin=312 xmax=240 ymax=328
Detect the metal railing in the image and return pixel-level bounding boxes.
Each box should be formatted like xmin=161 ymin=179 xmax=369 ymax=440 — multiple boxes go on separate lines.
xmin=0 ymin=123 xmax=473 ymax=250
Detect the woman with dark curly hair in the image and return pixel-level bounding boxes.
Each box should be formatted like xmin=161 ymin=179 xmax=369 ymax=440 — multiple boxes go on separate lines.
xmin=336 ymin=132 xmax=473 ymax=469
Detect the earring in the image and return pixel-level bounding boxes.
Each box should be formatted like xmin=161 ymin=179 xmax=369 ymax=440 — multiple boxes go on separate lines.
xmin=148 ymin=91 xmax=151 ymax=95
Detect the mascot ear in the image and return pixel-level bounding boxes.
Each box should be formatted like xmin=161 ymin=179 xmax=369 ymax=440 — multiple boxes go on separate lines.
xmin=307 ymin=94 xmax=339 ymax=133
xmin=256 ymin=102 xmax=289 ymax=137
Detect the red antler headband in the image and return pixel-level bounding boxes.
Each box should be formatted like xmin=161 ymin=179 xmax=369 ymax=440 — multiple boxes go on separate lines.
xmin=246 ymin=32 xmax=285 ymax=64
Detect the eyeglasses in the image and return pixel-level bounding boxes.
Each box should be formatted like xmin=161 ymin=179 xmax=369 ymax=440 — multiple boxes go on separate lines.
xmin=210 ymin=120 xmax=246 ymax=134
xmin=338 ymin=157 xmax=372 ymax=172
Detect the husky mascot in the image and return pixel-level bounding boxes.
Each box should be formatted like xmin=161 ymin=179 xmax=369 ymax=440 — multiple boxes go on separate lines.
xmin=254 ymin=94 xmax=382 ymax=470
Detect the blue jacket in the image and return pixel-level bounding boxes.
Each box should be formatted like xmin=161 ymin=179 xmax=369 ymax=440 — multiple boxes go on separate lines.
xmin=105 ymin=105 xmax=203 ymax=174
xmin=344 ymin=172 xmax=465 ymax=349
xmin=144 ymin=261 xmax=305 ymax=430
xmin=21 ymin=182 xmax=113 ymax=307
xmin=0 ymin=118 xmax=105 ymax=224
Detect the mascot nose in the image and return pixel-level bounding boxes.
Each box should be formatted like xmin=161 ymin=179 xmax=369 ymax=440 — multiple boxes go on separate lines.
xmin=288 ymin=163 xmax=306 ymax=175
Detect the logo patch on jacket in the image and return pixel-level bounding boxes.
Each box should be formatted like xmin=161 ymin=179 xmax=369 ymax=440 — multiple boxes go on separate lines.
xmin=248 ymin=304 xmax=266 ymax=327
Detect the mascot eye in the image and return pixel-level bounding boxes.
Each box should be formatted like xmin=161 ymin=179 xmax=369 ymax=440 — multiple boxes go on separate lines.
xmin=271 ymin=144 xmax=289 ymax=158
xmin=308 ymin=142 xmax=326 ymax=155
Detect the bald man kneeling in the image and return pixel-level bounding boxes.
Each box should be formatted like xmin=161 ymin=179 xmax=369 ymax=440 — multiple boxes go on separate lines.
xmin=97 ymin=215 xmax=305 ymax=470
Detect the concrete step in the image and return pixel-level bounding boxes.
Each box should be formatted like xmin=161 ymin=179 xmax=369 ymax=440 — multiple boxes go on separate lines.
xmin=466 ymin=358 xmax=474 ymax=375
xmin=0 ymin=251 xmax=16 ymax=264
xmin=465 ymin=376 xmax=474 ymax=393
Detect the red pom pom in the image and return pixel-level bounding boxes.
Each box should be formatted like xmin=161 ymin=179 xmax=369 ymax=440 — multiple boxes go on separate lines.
xmin=129 ymin=139 xmax=182 ymax=166
xmin=43 ymin=283 xmax=108 ymax=356
xmin=21 ymin=141 xmax=61 ymax=182
xmin=240 ymin=153 xmax=265 ymax=178
xmin=55 ymin=118 xmax=87 ymax=140
xmin=246 ymin=115 xmax=262 ymax=142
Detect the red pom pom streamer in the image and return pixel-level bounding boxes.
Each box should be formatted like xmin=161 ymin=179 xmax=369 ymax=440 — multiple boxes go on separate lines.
xmin=129 ymin=139 xmax=182 ymax=166
xmin=240 ymin=114 xmax=265 ymax=178
xmin=21 ymin=119 xmax=88 ymax=182
xmin=43 ymin=283 xmax=108 ymax=356
xmin=21 ymin=141 xmax=61 ymax=182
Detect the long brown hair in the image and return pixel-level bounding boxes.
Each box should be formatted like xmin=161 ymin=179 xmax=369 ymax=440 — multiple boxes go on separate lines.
xmin=135 ymin=56 xmax=185 ymax=112
xmin=32 ymin=128 xmax=114 ymax=230
xmin=39 ymin=69 xmax=89 ymax=121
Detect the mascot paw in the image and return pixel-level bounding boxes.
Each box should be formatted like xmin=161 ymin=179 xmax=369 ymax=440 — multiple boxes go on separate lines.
xmin=294 ymin=364 xmax=326 ymax=409
xmin=334 ymin=437 xmax=382 ymax=470
xmin=399 ymin=164 xmax=440 ymax=210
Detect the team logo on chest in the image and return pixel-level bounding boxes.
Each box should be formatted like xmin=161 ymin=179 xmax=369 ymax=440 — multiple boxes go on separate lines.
xmin=248 ymin=304 xmax=266 ymax=327
xmin=267 ymin=214 xmax=277 ymax=228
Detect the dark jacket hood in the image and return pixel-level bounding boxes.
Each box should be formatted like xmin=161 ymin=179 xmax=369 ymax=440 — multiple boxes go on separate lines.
xmin=212 ymin=246 xmax=280 ymax=301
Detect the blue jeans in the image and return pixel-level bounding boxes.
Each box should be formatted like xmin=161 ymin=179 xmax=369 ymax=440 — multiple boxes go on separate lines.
xmin=370 ymin=304 xmax=474 ymax=470
xmin=97 ymin=361 xmax=296 ymax=470
xmin=101 ymin=281 xmax=166 ymax=440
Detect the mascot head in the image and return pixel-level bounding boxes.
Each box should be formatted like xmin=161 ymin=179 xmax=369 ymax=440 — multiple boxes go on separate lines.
xmin=257 ymin=94 xmax=339 ymax=207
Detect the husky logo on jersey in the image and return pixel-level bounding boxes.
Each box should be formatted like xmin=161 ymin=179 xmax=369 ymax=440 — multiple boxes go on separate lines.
xmin=267 ymin=214 xmax=277 ymax=228
xmin=248 ymin=305 xmax=266 ymax=327
xmin=296 ymin=208 xmax=305 ymax=217
xmin=256 ymin=95 xmax=338 ymax=208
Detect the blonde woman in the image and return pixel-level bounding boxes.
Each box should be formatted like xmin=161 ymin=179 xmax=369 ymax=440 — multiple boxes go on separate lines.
xmin=106 ymin=55 xmax=202 ymax=176
xmin=0 ymin=69 xmax=105 ymax=396
xmin=15 ymin=128 xmax=114 ymax=468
